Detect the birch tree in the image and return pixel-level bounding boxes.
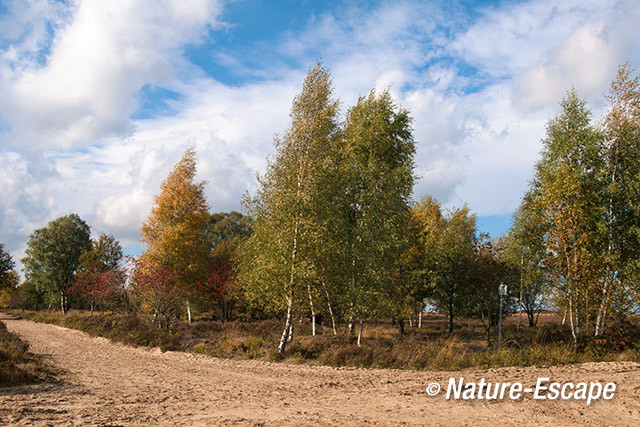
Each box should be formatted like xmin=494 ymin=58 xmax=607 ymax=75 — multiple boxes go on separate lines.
xmin=140 ymin=148 xmax=210 ymax=323
xmin=238 ymin=63 xmax=340 ymax=353
xmin=524 ymin=90 xmax=602 ymax=344
xmin=341 ymin=89 xmax=416 ymax=345
xmin=427 ymin=204 xmax=477 ymax=334
xmin=506 ymin=193 xmax=550 ymax=328
xmin=595 ymin=64 xmax=640 ymax=335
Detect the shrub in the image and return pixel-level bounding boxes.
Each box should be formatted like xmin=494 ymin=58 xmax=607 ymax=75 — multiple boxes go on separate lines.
xmin=0 ymin=321 xmax=49 ymax=387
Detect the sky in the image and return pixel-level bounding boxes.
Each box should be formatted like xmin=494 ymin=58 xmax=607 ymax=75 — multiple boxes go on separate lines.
xmin=1 ymin=0 xmax=640 ymax=272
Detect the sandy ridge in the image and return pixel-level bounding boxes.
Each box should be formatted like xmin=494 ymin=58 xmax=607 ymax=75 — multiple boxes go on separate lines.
xmin=1 ymin=314 xmax=639 ymax=426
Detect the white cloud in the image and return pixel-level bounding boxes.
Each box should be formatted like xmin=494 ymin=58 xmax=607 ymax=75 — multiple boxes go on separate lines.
xmin=0 ymin=0 xmax=223 ymax=149
xmin=515 ymin=21 xmax=623 ymax=110
xmin=2 ymin=0 xmax=640 ymax=272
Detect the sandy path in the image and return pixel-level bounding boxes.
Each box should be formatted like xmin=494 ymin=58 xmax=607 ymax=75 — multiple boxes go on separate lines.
xmin=1 ymin=314 xmax=639 ymax=426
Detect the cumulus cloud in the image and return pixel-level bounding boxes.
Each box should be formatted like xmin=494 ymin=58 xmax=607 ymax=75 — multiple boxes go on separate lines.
xmin=515 ymin=21 xmax=622 ymax=110
xmin=2 ymin=0 xmax=640 ymax=273
xmin=0 ymin=0 xmax=223 ymax=149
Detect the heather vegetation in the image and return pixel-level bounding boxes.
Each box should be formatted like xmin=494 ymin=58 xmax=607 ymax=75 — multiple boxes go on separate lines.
xmin=10 ymin=309 xmax=640 ymax=371
xmin=2 ymin=63 xmax=640 ymax=369
xmin=0 ymin=319 xmax=54 ymax=387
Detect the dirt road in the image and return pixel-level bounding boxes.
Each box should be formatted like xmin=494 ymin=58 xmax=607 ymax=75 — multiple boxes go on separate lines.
xmin=1 ymin=314 xmax=639 ymax=426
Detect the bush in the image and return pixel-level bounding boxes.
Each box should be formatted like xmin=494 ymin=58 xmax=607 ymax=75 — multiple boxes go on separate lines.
xmin=0 ymin=320 xmax=50 ymax=387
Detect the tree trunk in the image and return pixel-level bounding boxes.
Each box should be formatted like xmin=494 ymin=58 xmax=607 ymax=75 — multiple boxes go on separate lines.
xmin=307 ymin=283 xmax=316 ymax=336
xmin=487 ymin=324 xmax=492 ymax=348
xmin=321 ymin=279 xmax=337 ymax=335
xmin=397 ymin=318 xmax=405 ymax=335
xmin=595 ymin=274 xmax=611 ymax=337
xmin=279 ymin=204 xmax=300 ymax=353
xmin=527 ymin=310 xmax=535 ymax=327
xmin=60 ymin=293 xmax=66 ymax=315
xmin=186 ymin=299 xmax=192 ymax=324
xmin=585 ymin=288 xmax=589 ymax=336
xmin=448 ymin=300 xmax=454 ymax=334
xmin=357 ymin=319 xmax=364 ymax=347
xmin=596 ymin=141 xmax=618 ymax=337
xmin=278 ymin=297 xmax=293 ymax=354
xmin=418 ymin=309 xmax=422 ymax=329
xmin=90 ymin=301 xmax=94 ymax=316
xmin=517 ymin=254 xmax=523 ymax=330
xmin=568 ymin=289 xmax=578 ymax=346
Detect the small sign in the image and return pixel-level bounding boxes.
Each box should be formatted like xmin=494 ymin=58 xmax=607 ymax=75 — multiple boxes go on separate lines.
xmin=499 ymin=284 xmax=508 ymax=296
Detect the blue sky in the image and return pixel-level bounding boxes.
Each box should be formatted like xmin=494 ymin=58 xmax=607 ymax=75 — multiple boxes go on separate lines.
xmin=1 ymin=0 xmax=639 ymax=264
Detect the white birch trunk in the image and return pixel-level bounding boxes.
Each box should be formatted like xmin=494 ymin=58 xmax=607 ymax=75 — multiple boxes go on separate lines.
xmin=357 ymin=319 xmax=364 ymax=347
xmin=596 ymin=141 xmax=618 ymax=337
xmin=518 ymin=254 xmax=523 ymax=330
xmin=307 ymin=283 xmax=316 ymax=336
xmin=278 ymin=297 xmax=293 ymax=353
xmin=321 ymin=279 xmax=337 ymax=335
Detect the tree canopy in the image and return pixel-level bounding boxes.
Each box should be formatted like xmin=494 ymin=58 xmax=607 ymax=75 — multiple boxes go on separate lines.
xmin=0 ymin=243 xmax=15 ymax=290
xmin=21 ymin=213 xmax=92 ymax=313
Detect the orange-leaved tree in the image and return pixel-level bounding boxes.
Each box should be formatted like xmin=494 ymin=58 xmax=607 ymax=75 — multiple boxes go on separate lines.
xmin=140 ymin=148 xmax=210 ymax=323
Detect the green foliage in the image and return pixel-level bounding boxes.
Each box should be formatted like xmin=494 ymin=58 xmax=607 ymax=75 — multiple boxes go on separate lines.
xmin=600 ymin=64 xmax=640 ymax=327
xmin=21 ymin=214 xmax=92 ymax=312
xmin=239 ymin=64 xmax=418 ymax=351
xmin=238 ymin=63 xmax=341 ymax=352
xmin=0 ymin=243 xmax=16 ymax=290
xmin=205 ymin=211 xmax=252 ymax=250
xmin=505 ymin=194 xmax=550 ymax=327
xmin=511 ymin=69 xmax=640 ymax=341
xmin=465 ymin=238 xmax=518 ymax=346
xmin=516 ymin=90 xmax=603 ymax=343
xmin=78 ymin=232 xmax=123 ymax=274
xmin=340 ymin=89 xmax=416 ymax=324
xmin=414 ymin=197 xmax=477 ymax=333
xmin=508 ymin=65 xmax=640 ymax=344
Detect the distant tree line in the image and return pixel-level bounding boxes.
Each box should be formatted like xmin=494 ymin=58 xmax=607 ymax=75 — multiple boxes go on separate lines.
xmin=3 ymin=63 xmax=639 ymax=353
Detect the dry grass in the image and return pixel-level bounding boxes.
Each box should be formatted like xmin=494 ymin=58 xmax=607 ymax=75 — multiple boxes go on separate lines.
xmin=10 ymin=309 xmax=640 ymax=372
xmin=0 ymin=319 xmax=53 ymax=387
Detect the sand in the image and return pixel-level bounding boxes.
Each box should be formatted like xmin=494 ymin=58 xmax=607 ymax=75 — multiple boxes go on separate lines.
xmin=1 ymin=313 xmax=639 ymax=426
